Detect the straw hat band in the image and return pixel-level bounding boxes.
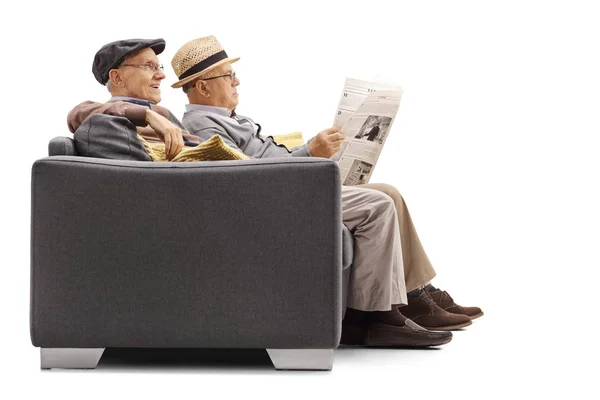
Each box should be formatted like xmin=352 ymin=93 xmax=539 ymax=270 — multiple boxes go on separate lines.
xmin=179 ymin=50 xmax=229 ymax=80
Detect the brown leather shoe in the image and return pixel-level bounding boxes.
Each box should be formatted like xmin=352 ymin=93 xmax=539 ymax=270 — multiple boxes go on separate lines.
xmin=399 ymin=290 xmax=472 ymax=331
xmin=341 ymin=313 xmax=452 ymax=348
xmin=364 ymin=320 xmax=453 ymax=347
xmin=427 ymin=289 xmax=484 ymax=319
xmin=340 ymin=319 xmax=369 ymax=345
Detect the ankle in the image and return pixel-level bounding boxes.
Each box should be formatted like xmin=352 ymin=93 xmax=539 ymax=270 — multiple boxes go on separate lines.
xmin=424 ymin=283 xmax=438 ymax=293
xmin=344 ymin=308 xmax=371 ymax=326
xmin=371 ymin=308 xmax=407 ymax=327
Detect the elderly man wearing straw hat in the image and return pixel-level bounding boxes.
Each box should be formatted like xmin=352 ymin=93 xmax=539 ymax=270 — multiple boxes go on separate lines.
xmin=171 ymin=36 xmax=483 ymax=347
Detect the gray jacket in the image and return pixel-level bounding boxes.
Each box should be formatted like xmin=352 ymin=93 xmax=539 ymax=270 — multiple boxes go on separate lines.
xmin=182 ymin=107 xmax=312 ymax=158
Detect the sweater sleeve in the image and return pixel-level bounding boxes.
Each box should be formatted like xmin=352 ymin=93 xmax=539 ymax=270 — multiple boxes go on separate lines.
xmin=289 ymin=144 xmax=312 ymax=157
xmin=191 ymin=127 xmax=245 ymax=153
xmin=67 ymin=101 xmax=148 ymax=133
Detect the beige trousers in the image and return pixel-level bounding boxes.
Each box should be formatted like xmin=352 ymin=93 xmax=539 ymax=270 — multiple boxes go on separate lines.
xmin=342 ymin=183 xmax=436 ymax=311
xmin=342 ymin=185 xmax=406 ymax=311
xmin=359 ymin=183 xmax=437 ymax=293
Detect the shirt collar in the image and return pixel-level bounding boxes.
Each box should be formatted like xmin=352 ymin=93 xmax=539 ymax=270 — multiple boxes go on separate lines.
xmin=186 ymin=103 xmax=233 ymax=117
xmin=110 ymin=96 xmax=155 ymax=107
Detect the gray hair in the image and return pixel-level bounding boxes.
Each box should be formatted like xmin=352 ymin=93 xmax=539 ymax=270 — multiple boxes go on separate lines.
xmin=182 ymin=68 xmax=218 ymax=94
xmin=106 ymin=52 xmax=134 ymax=93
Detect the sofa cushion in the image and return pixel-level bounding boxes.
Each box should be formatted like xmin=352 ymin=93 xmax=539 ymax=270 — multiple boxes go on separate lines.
xmin=341 ymin=224 xmax=353 ymax=315
xmin=73 ymin=114 xmax=152 ymax=161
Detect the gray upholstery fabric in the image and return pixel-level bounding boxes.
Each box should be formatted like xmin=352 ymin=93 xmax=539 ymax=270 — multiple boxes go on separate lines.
xmin=73 ymin=114 xmax=152 ymax=161
xmin=341 ymin=227 xmax=353 ymax=314
xmin=44 ymin=134 xmax=353 ymax=315
xmin=31 ymin=156 xmax=343 ymax=349
xmin=49 ymin=137 xmax=77 ymax=156
xmin=46 ymin=131 xmax=354 ymax=304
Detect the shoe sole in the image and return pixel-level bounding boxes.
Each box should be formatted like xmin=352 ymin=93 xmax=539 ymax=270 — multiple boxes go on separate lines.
xmin=469 ymin=311 xmax=484 ymax=320
xmin=365 ymin=337 xmax=452 ymax=348
xmin=420 ymin=319 xmax=473 ymax=331
xmin=364 ymin=324 xmax=453 ymax=348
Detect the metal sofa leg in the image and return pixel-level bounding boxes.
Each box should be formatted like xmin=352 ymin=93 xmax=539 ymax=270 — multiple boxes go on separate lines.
xmin=41 ymin=348 xmax=105 ymax=369
xmin=266 ymin=349 xmax=333 ymax=371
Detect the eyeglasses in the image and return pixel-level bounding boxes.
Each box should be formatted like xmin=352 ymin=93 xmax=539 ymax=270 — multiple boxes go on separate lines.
xmin=121 ymin=62 xmax=164 ymax=72
xmin=202 ymin=71 xmax=237 ymax=83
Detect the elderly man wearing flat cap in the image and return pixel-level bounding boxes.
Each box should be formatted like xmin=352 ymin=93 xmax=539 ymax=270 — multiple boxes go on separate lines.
xmin=171 ymin=36 xmax=483 ymax=347
xmin=67 ymin=38 xmax=198 ymax=160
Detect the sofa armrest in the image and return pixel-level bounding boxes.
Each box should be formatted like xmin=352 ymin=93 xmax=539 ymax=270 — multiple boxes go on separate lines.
xmin=31 ymin=156 xmax=342 ymax=349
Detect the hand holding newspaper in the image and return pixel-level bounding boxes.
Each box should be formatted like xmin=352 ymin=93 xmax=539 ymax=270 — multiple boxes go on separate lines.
xmin=331 ymin=78 xmax=404 ymax=185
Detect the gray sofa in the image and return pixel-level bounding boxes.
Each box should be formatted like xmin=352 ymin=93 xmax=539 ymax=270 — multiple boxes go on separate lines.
xmin=30 ymin=118 xmax=354 ymax=371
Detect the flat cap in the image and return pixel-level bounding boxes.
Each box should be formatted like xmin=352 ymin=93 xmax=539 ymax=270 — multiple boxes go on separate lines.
xmin=92 ymin=38 xmax=166 ymax=85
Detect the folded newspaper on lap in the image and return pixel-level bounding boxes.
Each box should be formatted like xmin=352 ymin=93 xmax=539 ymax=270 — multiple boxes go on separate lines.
xmin=331 ymin=78 xmax=404 ymax=186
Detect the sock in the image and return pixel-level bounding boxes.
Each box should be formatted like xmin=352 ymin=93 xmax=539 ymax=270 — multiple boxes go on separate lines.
xmin=343 ymin=307 xmax=371 ymax=326
xmin=407 ymin=288 xmax=422 ymax=299
xmin=425 ymin=283 xmax=438 ymax=293
xmin=371 ymin=308 xmax=407 ymax=327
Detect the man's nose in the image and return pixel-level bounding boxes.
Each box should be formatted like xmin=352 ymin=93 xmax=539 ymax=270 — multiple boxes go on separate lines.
xmin=155 ymin=70 xmax=166 ymax=80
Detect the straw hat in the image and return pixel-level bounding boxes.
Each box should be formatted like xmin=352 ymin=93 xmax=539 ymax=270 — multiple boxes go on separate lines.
xmin=171 ymin=36 xmax=240 ymax=88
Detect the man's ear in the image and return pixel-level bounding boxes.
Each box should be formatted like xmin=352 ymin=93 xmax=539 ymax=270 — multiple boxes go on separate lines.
xmin=108 ymin=69 xmax=124 ymax=87
xmin=195 ymin=80 xmax=210 ymax=98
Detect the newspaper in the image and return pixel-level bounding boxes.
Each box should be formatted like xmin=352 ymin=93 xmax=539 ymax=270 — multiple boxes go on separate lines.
xmin=331 ymin=78 xmax=404 ymax=185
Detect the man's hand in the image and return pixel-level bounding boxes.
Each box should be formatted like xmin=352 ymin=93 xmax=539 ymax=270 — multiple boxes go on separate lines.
xmin=145 ymin=110 xmax=184 ymax=160
xmin=308 ymin=127 xmax=345 ymax=158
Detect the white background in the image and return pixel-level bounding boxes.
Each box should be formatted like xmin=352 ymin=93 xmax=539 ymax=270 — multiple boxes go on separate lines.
xmin=1 ymin=0 xmax=598 ymax=398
